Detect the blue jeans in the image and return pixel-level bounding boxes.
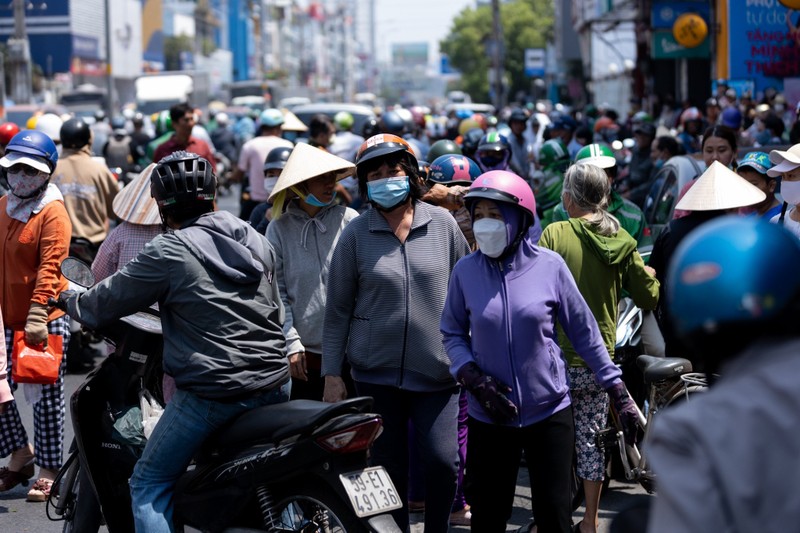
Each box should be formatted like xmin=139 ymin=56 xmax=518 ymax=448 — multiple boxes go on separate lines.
xmin=130 ymin=383 xmax=289 ymax=533
xmin=355 ymin=382 xmax=460 ymax=533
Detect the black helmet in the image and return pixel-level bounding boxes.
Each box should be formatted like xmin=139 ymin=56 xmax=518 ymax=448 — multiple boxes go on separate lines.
xmin=263 ymin=146 xmax=293 ymax=173
xmin=427 ymin=139 xmax=462 ymax=162
xmin=60 ymin=118 xmax=92 ymax=149
xmin=460 ymin=128 xmax=484 ymax=157
xmin=110 ymin=116 xmax=127 ymax=131
xmin=380 ymin=111 xmax=406 ymax=136
xmin=362 ymin=117 xmax=380 ymax=139
xmin=151 ymin=151 xmax=216 ymax=212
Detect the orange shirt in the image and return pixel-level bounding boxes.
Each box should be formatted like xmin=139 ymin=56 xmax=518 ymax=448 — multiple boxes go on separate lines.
xmin=0 ymin=197 xmax=71 ymax=329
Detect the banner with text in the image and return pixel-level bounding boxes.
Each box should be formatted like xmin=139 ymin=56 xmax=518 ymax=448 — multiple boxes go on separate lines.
xmin=727 ymin=0 xmax=800 ymax=95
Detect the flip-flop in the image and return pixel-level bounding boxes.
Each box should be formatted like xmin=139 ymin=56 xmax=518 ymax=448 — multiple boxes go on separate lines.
xmin=26 ymin=478 xmax=54 ymax=502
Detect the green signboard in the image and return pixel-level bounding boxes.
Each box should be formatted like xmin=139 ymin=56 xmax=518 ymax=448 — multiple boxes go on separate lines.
xmin=651 ymin=29 xmax=710 ymax=59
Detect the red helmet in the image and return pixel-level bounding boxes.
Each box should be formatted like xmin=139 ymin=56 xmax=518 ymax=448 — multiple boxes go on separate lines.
xmin=0 ymin=122 xmax=21 ymax=146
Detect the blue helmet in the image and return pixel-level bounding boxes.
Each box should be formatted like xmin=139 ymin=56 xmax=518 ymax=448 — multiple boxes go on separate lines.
xmin=667 ymin=216 xmax=800 ymax=343
xmin=428 ymin=154 xmax=481 ymax=185
xmin=5 ymin=129 xmax=58 ymax=172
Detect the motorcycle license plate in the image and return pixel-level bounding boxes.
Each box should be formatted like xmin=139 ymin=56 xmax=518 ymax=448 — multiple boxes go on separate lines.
xmin=339 ymin=467 xmax=402 ymax=518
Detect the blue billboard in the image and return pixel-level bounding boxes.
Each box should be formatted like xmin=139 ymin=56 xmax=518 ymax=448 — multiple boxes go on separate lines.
xmin=727 ymin=0 xmax=800 ymax=95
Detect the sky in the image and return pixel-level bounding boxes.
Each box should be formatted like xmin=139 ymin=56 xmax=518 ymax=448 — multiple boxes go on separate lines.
xmin=366 ymin=0 xmax=477 ymax=65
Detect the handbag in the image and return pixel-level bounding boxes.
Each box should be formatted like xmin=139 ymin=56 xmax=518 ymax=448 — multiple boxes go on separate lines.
xmin=10 ymin=331 xmax=63 ymax=385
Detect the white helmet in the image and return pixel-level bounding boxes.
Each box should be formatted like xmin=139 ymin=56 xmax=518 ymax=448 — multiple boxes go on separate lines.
xmin=35 ymin=113 xmax=65 ymax=143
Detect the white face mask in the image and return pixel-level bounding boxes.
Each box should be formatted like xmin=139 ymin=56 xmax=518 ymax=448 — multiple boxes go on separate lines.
xmin=473 ymin=218 xmax=508 ymax=258
xmin=781 ymin=180 xmax=800 ymax=205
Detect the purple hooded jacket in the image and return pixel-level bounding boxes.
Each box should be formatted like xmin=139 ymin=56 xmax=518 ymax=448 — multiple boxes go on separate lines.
xmin=441 ymin=230 xmax=622 ymax=426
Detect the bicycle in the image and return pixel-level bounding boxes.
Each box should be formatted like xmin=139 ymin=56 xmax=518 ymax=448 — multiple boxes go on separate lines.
xmin=597 ymin=354 xmax=709 ymax=494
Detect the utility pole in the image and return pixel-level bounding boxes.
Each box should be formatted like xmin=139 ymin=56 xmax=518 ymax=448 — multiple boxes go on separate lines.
xmin=104 ymin=0 xmax=114 ymax=119
xmin=490 ymin=0 xmax=505 ymax=110
xmin=368 ymin=0 xmax=376 ymax=94
xmin=8 ymin=0 xmax=32 ymax=104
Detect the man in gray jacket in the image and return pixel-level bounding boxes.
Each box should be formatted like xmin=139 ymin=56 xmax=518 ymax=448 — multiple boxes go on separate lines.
xmin=61 ymin=151 xmax=289 ymax=533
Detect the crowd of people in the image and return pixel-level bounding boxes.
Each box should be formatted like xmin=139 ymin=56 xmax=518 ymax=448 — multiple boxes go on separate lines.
xmin=0 ymin=85 xmax=798 ymax=533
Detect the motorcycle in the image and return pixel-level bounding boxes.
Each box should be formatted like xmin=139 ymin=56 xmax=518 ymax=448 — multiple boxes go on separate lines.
xmin=47 ymin=257 xmax=402 ymax=533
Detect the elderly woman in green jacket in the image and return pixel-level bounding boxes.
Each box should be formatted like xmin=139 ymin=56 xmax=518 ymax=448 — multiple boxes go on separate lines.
xmin=539 ymin=162 xmax=659 ymax=533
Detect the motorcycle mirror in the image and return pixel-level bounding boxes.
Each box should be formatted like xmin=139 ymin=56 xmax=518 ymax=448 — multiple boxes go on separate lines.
xmin=60 ymin=257 xmax=96 ymax=288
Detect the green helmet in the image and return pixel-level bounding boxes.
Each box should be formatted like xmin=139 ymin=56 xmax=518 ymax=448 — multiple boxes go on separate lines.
xmin=631 ymin=111 xmax=653 ymax=124
xmin=427 ymin=139 xmax=462 ymax=161
xmin=538 ymin=139 xmax=569 ymax=171
xmin=154 ymin=110 xmax=173 ymax=136
xmin=334 ymin=111 xmax=354 ymax=130
xmin=575 ymin=143 xmax=616 ymax=169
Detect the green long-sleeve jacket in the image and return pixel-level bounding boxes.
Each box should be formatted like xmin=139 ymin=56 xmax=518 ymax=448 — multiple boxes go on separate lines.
xmin=539 ymin=218 xmax=659 ymax=367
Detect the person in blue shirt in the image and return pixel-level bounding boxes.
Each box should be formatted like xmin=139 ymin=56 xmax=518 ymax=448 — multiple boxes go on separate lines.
xmin=737 ymin=151 xmax=782 ymax=220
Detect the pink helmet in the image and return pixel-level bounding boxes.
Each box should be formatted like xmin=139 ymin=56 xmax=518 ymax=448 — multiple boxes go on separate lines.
xmin=464 ymin=170 xmax=536 ymax=220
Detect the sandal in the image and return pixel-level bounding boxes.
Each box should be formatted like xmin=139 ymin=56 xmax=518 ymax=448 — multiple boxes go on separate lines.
xmin=0 ymin=463 xmax=35 ymax=491
xmin=26 ymin=478 xmax=53 ymax=502
xmin=449 ymin=505 xmax=472 ymax=526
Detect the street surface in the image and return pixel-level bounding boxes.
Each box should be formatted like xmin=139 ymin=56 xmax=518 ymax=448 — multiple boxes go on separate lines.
xmin=0 ymin=186 xmax=652 ymax=531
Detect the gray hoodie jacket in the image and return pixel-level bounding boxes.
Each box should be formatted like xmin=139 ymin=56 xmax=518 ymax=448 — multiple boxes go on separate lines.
xmin=68 ymin=210 xmax=289 ymax=400
xmin=266 ymin=202 xmax=358 ymax=355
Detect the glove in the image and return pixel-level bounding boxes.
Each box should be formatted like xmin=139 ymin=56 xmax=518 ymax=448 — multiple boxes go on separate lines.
xmin=55 ymin=290 xmax=77 ymax=313
xmin=607 ymin=381 xmax=639 ymax=447
xmin=457 ymin=362 xmax=518 ymax=423
xmin=24 ymin=302 xmax=49 ymax=346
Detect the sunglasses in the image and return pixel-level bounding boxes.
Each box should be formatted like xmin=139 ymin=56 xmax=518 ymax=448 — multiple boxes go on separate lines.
xmin=7 ymin=163 xmax=42 ymax=177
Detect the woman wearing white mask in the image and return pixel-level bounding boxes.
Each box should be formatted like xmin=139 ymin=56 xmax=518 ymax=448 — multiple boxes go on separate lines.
xmin=441 ymin=170 xmax=638 ymax=533
xmin=768 ymin=144 xmax=800 ymax=240
xmin=322 ymin=134 xmax=470 ymax=533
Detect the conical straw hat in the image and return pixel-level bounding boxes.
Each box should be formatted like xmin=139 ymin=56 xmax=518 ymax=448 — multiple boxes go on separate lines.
xmin=281 ymin=109 xmax=309 ymax=132
xmin=112 ymin=163 xmax=161 ymax=225
xmin=268 ymin=142 xmax=355 ymax=202
xmin=675 ymin=160 xmax=766 ymax=212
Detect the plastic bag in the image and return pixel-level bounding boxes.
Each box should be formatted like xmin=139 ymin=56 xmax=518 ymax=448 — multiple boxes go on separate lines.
xmin=112 ymin=405 xmax=147 ymax=449
xmin=140 ymin=389 xmax=165 ymax=440
xmin=11 ymin=331 xmax=63 ymax=384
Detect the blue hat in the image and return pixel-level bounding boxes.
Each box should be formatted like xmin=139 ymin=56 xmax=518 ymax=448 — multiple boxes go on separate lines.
xmin=737 ymin=151 xmax=773 ymax=176
xmin=551 ymin=116 xmax=577 ymax=131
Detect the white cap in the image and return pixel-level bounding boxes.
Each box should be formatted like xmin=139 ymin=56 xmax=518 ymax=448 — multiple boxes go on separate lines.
xmin=0 ymin=151 xmax=51 ymax=174
xmin=767 ymin=144 xmax=800 ymax=177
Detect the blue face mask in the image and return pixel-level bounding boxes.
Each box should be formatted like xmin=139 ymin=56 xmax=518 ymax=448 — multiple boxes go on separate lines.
xmin=304 ymin=191 xmax=337 ymax=207
xmin=654 ymin=159 xmax=664 ymax=169
xmin=367 ymin=176 xmax=410 ymax=210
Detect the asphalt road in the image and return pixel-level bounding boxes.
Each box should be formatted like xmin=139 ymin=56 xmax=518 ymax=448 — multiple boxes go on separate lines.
xmin=0 ymin=186 xmax=653 ymax=531
xmin=0 ymin=367 xmax=651 ymax=532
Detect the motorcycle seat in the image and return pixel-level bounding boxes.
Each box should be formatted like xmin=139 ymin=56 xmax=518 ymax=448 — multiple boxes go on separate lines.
xmin=636 ymin=355 xmax=693 ymax=384
xmin=208 ymin=397 xmax=374 ymax=451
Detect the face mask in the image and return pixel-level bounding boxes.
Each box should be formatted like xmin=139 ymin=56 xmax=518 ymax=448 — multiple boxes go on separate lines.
xmin=780 ymin=180 xmax=800 ymax=205
xmin=305 ymin=191 xmax=337 ymax=207
xmin=367 ymin=176 xmax=410 ymax=210
xmin=473 ymin=218 xmax=508 ymax=258
xmin=7 ymin=171 xmax=49 ymax=199
xmin=654 ymin=159 xmax=664 ymax=169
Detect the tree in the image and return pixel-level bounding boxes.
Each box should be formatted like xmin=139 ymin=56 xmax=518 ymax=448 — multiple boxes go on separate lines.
xmin=164 ymin=34 xmax=194 ymax=71
xmin=440 ymin=0 xmax=553 ymax=104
